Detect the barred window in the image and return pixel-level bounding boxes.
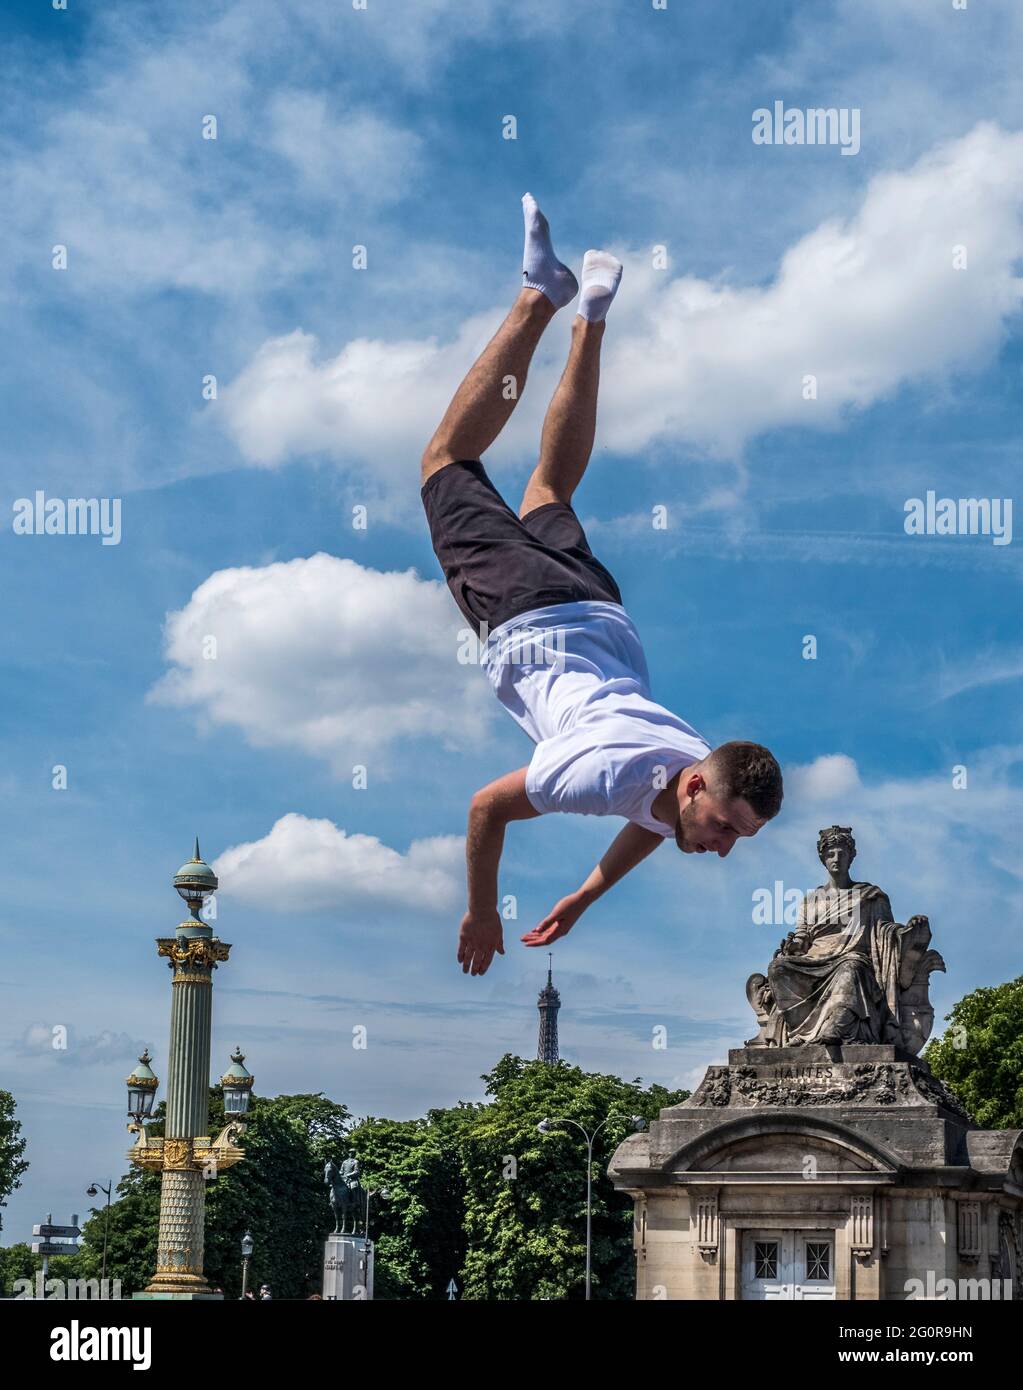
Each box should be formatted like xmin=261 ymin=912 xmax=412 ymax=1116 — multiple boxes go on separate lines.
xmin=806 ymin=1242 xmax=831 ymax=1280
xmin=754 ymin=1242 xmax=779 ymax=1279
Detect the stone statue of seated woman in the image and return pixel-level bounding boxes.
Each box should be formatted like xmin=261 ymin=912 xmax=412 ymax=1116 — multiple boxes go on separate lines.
xmin=745 ymin=825 xmax=944 ymax=1053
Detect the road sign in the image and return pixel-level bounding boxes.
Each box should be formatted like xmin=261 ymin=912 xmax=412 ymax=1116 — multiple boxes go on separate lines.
xmin=32 ymin=1225 xmax=81 ymax=1240
xmin=31 ymin=1241 xmax=80 ymax=1256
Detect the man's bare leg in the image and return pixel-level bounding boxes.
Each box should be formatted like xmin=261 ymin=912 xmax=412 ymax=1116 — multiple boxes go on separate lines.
xmin=519 ymin=247 xmax=623 ymax=515
xmin=519 ymin=317 xmax=604 ymax=515
xmin=420 ymin=289 xmax=556 ymax=484
xmin=421 ymin=194 xmax=578 ymax=485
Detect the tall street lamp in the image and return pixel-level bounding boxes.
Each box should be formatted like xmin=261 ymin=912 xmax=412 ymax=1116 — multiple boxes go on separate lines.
xmin=537 ymin=1112 xmax=647 ymax=1300
xmin=127 ymin=841 xmax=253 ymax=1300
xmin=85 ymin=1181 xmax=113 ymax=1284
xmin=364 ymin=1186 xmax=390 ymax=1241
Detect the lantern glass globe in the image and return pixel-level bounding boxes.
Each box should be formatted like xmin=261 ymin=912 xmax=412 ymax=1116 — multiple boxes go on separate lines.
xmin=176 ymin=883 xmax=212 ymax=907
xmin=224 ymin=1084 xmax=250 ymax=1116
xmin=126 ymin=1051 xmax=158 ymax=1121
xmin=127 ymin=1086 xmax=150 ymax=1120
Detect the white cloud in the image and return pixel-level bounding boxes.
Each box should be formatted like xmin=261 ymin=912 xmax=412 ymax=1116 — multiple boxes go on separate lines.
xmin=1 ymin=0 xmax=579 ymax=302
xmin=786 ymin=753 xmax=862 ymax=802
xmin=599 ymin=125 xmax=1023 ymax=454
xmin=745 ymin=747 xmax=1023 ymax=918
xmin=933 ymin=648 xmax=1023 ymax=703
xmin=267 ymin=90 xmax=422 ymax=203
xmin=219 ymin=314 xmax=498 ymax=473
xmin=328 ymin=0 xmax=574 ymax=87
xmin=213 ymin=813 xmax=463 ymax=914
xmin=15 ymin=1026 xmax=147 ymax=1068
xmin=149 ymin=553 xmax=491 ymax=769
xmin=220 ymin=123 xmax=1023 ymax=474
xmin=1 ymin=2 xmax=426 ymax=300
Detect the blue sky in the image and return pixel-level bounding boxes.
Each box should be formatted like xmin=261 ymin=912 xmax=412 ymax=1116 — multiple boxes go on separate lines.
xmin=2 ymin=0 xmax=1022 ymax=1243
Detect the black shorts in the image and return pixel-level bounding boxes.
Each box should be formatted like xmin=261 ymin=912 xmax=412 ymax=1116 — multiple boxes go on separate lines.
xmin=421 ymin=459 xmax=623 ymax=638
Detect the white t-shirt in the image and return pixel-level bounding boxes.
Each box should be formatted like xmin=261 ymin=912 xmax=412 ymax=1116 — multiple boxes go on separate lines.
xmin=480 ymin=600 xmax=711 ymax=836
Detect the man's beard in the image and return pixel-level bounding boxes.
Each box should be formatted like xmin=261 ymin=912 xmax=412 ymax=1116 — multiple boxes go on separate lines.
xmin=674 ymin=800 xmax=697 ymax=852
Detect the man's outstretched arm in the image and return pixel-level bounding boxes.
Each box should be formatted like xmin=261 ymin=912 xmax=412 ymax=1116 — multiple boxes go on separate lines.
xmin=460 ymin=766 xmax=540 ymax=976
xmin=521 ymin=821 xmax=664 ymax=948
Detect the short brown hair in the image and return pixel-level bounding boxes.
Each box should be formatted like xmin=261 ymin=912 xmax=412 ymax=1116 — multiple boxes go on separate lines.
xmin=707 ymin=741 xmax=783 ymax=821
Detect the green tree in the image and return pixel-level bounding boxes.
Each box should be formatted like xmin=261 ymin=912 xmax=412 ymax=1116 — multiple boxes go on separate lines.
xmin=345 ymin=1109 xmax=473 ymax=1299
xmin=204 ymin=1090 xmax=333 ymax=1297
xmin=0 ymin=1242 xmax=36 ymax=1297
xmin=0 ymin=1090 xmax=29 ymax=1235
xmin=457 ymin=1055 xmax=687 ymax=1300
xmin=925 ymin=977 xmax=1023 ymax=1128
xmin=270 ymin=1093 xmax=352 ymax=1168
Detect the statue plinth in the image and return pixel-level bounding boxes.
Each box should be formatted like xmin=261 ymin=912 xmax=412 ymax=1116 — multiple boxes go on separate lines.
xmin=322 ymin=1233 xmax=374 ymax=1301
xmin=672 ymin=1044 xmax=971 ymax=1117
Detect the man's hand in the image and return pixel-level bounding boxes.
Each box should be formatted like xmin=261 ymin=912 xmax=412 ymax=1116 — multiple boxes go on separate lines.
xmin=520 ymin=822 xmax=663 ymax=952
xmin=521 ymin=890 xmax=590 ymax=947
xmin=458 ymin=908 xmax=505 ymax=976
xmin=460 ymin=767 xmax=539 ymax=977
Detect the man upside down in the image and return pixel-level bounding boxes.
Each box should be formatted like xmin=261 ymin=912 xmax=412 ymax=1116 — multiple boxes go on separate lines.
xmin=421 ymin=194 xmax=784 ymax=976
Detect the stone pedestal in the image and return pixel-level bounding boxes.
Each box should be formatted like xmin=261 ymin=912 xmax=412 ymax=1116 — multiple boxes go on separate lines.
xmin=322 ymin=1235 xmax=374 ymax=1300
xmin=609 ymin=1045 xmax=1023 ymax=1301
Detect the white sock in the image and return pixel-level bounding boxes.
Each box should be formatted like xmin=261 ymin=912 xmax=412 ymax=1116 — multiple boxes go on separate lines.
xmin=521 ymin=192 xmax=578 ymax=309
xmin=576 ymin=249 xmax=622 ymax=323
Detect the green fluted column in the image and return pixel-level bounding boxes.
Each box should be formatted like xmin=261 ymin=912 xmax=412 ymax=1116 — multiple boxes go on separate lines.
xmin=145 ymin=922 xmax=230 ymax=1296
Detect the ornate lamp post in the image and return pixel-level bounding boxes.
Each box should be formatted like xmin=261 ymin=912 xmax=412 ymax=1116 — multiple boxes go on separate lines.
xmin=537 ymin=1112 xmax=647 ymax=1300
xmin=129 ymin=841 xmax=252 ymax=1300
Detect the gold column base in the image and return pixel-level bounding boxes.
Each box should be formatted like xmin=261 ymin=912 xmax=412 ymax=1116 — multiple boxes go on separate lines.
xmin=144 ymin=1269 xmax=212 ymax=1295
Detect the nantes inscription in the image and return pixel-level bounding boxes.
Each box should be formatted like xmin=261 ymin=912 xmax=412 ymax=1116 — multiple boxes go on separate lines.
xmin=690 ymin=1062 xmax=910 ymax=1109
xmin=686 ymin=1059 xmax=970 ymax=1115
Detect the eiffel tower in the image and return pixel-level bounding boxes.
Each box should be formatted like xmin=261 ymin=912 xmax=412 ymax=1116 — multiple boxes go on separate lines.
xmin=536 ymin=953 xmax=561 ymax=1063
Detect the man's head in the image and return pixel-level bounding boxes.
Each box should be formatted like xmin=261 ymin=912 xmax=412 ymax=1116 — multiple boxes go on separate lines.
xmin=673 ymin=741 xmax=783 ymax=857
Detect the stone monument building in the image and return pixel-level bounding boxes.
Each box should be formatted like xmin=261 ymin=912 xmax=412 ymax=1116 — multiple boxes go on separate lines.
xmin=609 ymin=826 xmax=1023 ymax=1300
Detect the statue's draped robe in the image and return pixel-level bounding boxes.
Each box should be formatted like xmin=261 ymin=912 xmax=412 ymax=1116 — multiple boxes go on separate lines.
xmin=766 ymin=883 xmax=904 ymax=1045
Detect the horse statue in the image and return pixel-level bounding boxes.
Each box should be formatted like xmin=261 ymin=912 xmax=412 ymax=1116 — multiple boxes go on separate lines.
xmin=325 ymin=1155 xmax=364 ymax=1235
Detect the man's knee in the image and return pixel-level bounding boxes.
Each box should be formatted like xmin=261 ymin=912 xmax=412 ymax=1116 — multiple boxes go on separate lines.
xmin=421 ymin=436 xmax=484 ymax=485
xmin=519 ymin=482 xmax=566 ymax=517
xmin=421 ymin=440 xmax=455 ymax=486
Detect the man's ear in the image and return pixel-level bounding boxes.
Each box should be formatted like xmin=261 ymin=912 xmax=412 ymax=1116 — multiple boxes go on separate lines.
xmin=681 ymin=770 xmax=705 ymax=801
